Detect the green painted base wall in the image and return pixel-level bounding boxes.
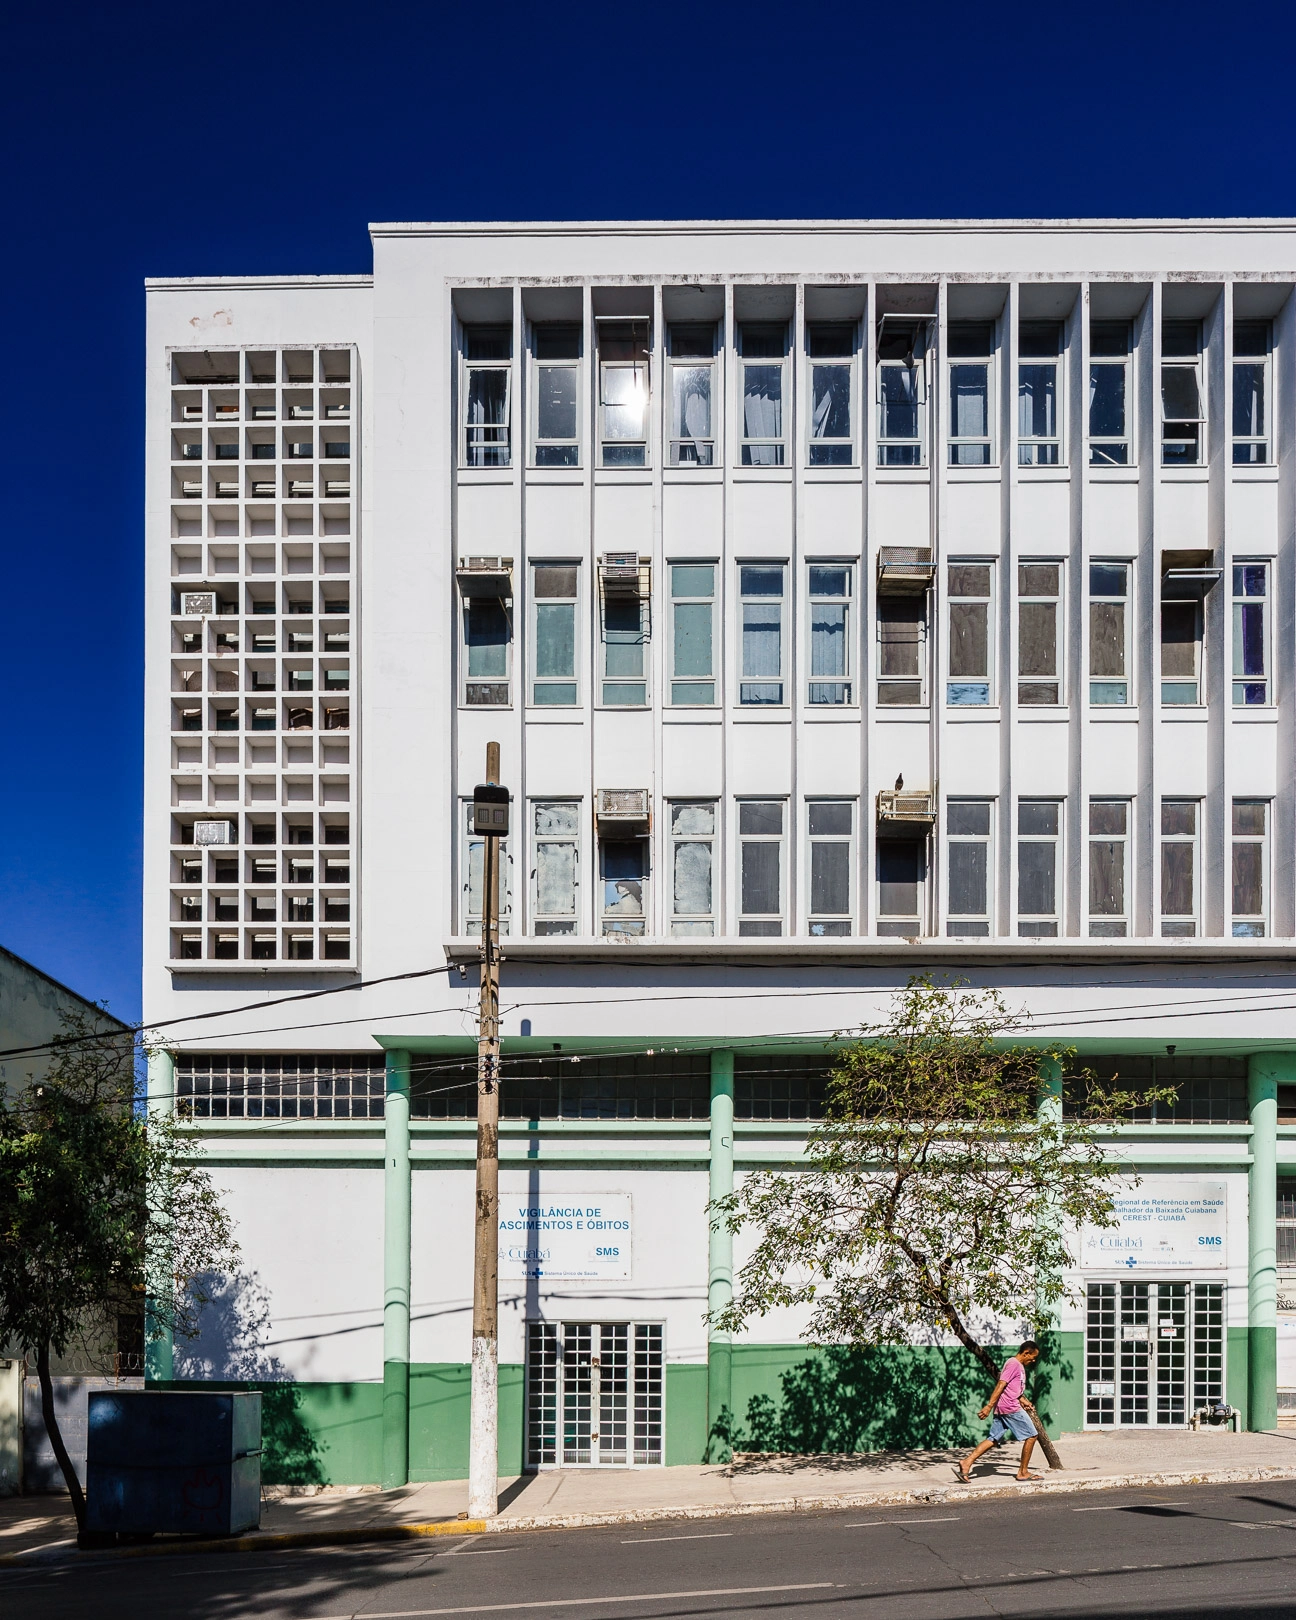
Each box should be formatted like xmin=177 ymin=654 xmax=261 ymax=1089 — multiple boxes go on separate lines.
xmin=1228 ymin=1328 xmax=1250 ymax=1427
xmin=666 ymin=1363 xmax=709 ymax=1464
xmin=409 ymin=1363 xmax=525 ymax=1482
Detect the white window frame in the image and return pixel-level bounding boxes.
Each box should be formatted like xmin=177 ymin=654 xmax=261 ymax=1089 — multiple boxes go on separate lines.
xmin=529 ymin=561 xmax=580 ymax=708
xmin=461 ymin=800 xmax=513 ymax=937
xmin=737 ymin=799 xmax=786 ymax=937
xmin=805 ymin=324 xmax=856 ymax=467
xmin=597 ymin=318 xmax=650 ymax=469
xmin=1232 ymin=560 xmax=1271 ymax=706
xmin=1016 ymin=799 xmax=1062 ymax=937
xmin=530 ymin=324 xmax=581 ymax=468
xmin=1232 ymin=321 xmax=1272 ymax=467
xmin=738 ymin=562 xmax=787 ymax=707
xmin=1017 ymin=559 xmax=1063 ymax=707
xmin=1089 ymin=320 xmax=1133 ymax=467
xmin=461 ymin=326 xmax=512 ymax=469
xmin=668 ymin=561 xmax=718 ymax=706
xmin=738 ymin=323 xmax=789 ymax=467
xmin=947 ymin=322 xmax=995 ymax=466
xmin=806 ymin=562 xmax=853 ymax=706
xmin=1087 ymin=798 xmax=1131 ymax=938
xmin=461 ymin=592 xmax=512 ymax=707
xmin=599 ymin=585 xmax=649 ymax=708
xmin=667 ymin=324 xmax=718 ymax=467
xmin=946 ymin=560 xmax=995 ymax=707
xmin=530 ymin=800 xmax=581 ymax=936
xmin=1161 ymin=321 xmax=1206 ymax=467
xmin=945 ymin=799 xmax=993 ymax=937
xmin=805 ymin=799 xmax=855 ymax=936
xmin=667 ymin=801 xmax=718 ymax=937
xmin=1088 ymin=560 xmax=1132 ymax=707
xmin=875 ymin=319 xmax=929 ymax=467
xmin=1231 ymin=799 xmax=1269 ymax=938
xmin=1017 ymin=320 xmax=1065 ymax=466
xmin=1160 ymin=798 xmax=1200 ymax=938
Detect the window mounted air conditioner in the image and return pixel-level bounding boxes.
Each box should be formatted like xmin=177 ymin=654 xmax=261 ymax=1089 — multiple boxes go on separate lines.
xmin=181 ymin=480 xmax=202 ymax=499
xmin=214 ymin=480 xmax=238 ymax=498
xmin=876 ymin=790 xmax=936 ymax=829
xmin=251 ymin=480 xmax=276 ymax=497
xmin=181 ymin=404 xmax=203 ymax=421
xmin=456 ymin=556 xmax=514 ymax=599
xmin=876 ymin=547 xmax=935 ymax=595
xmin=599 ymin=552 xmax=649 ymax=598
xmin=251 ymin=405 xmax=276 ymax=420
xmin=214 ymin=403 xmax=239 ymax=418
xmin=193 ymin=819 xmax=234 ymax=845
xmin=180 ymin=591 xmax=217 ymax=617
xmin=290 ymin=404 xmax=314 ymax=420
xmin=596 ymin=788 xmax=651 ymax=832
xmin=325 ymin=403 xmax=350 ymax=419
xmin=288 ymin=480 xmax=314 ymax=498
xmin=324 ymin=479 xmax=350 ymax=497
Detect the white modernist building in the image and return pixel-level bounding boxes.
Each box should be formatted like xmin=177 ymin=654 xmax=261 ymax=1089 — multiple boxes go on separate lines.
xmin=144 ymin=219 xmax=1296 ymax=1485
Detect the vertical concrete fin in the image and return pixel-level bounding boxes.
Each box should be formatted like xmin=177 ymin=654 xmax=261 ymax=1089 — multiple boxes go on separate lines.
xmin=707 ymin=1049 xmax=735 ymax=1460
xmin=383 ymin=1049 xmax=412 ymax=1488
xmin=1248 ymin=1053 xmax=1284 ymax=1431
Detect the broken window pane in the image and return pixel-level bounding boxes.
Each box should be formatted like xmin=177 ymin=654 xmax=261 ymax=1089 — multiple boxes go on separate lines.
xmin=1160 ymin=600 xmax=1200 ymax=704
xmin=877 ymin=839 xmax=924 ymax=921
xmin=533 ymin=800 xmax=580 ymax=933
xmin=537 ymin=843 xmax=577 ymax=915
xmin=670 ymin=802 xmax=715 ymax=937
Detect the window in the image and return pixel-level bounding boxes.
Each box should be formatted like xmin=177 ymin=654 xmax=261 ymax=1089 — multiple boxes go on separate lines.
xmin=1089 ymin=562 xmax=1130 ymax=705
xmin=1232 ymin=562 xmax=1269 ymax=705
xmin=668 ymin=325 xmax=716 ymax=466
xmin=948 ymin=321 xmax=994 ymax=466
xmin=877 ymin=836 xmax=925 ymax=936
xmin=876 ymin=320 xmax=927 ymax=466
xmin=1088 ymin=800 xmax=1129 ymax=937
xmin=1018 ymin=321 xmax=1062 ymax=465
xmin=947 ymin=562 xmax=993 ymax=706
xmin=946 ymin=800 xmax=992 ymax=937
xmin=1161 ymin=321 xmax=1204 ymax=466
xmin=601 ymin=840 xmax=648 ymax=937
xmin=1160 ymin=800 xmax=1199 ymax=936
xmin=1232 ymin=800 xmax=1268 ymax=937
xmin=1089 ymin=321 xmax=1132 ymax=466
xmin=463 ymin=801 xmax=512 ymax=937
xmin=530 ymin=564 xmax=578 ymax=706
xmin=532 ymin=324 xmax=580 ymax=467
xmin=807 ymin=325 xmax=854 ymax=466
xmin=807 ymin=801 xmax=853 ymax=935
xmin=669 ymin=563 xmax=716 ymax=705
xmin=739 ymin=564 xmax=785 ymax=705
xmin=532 ymin=801 xmax=580 ymax=934
xmin=1160 ymin=595 xmax=1201 ymax=706
xmin=877 ymin=597 xmax=927 ymax=706
xmin=463 ymin=596 xmax=511 ymax=706
xmin=1017 ymin=800 xmax=1060 ymax=936
xmin=1233 ymin=321 xmax=1271 ymax=465
xmin=738 ymin=801 xmax=785 ymax=936
xmin=807 ymin=564 xmax=852 ymax=704
xmin=669 ymin=802 xmax=716 ymax=936
xmin=739 ymin=324 xmax=787 ymax=466
xmin=1018 ymin=562 xmax=1062 ymax=705
xmin=463 ymin=326 xmax=511 ymax=468
xmin=598 ymin=320 xmax=649 ymax=467
xmin=601 ymin=590 xmax=647 ymax=706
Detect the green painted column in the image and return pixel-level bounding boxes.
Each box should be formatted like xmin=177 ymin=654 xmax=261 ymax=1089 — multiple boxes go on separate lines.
xmin=707 ymin=1050 xmax=735 ymax=1461
xmin=144 ymin=1048 xmax=175 ymax=1383
xmin=1247 ymin=1054 xmax=1287 ymax=1431
xmin=383 ymin=1050 xmax=412 ymax=1488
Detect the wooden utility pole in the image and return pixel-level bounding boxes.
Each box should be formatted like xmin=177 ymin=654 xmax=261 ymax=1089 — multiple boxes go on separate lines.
xmin=468 ymin=742 xmax=506 ymax=1520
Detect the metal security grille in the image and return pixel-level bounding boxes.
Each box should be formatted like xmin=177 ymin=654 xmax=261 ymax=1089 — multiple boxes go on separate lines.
xmin=177 ymin=1053 xmax=386 ymax=1119
xmin=525 ymin=1322 xmax=664 ymax=1468
xmin=1086 ymin=1280 xmax=1225 ymax=1426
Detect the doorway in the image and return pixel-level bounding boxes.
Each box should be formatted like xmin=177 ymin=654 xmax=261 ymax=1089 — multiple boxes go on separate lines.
xmin=525 ymin=1321 xmax=664 ymax=1467
xmin=1085 ymin=1280 xmax=1224 ymax=1426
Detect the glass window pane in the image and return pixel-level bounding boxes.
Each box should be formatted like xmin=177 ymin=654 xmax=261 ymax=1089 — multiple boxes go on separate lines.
xmin=948 ymin=842 xmax=987 ymax=916
xmin=949 ymin=601 xmax=988 ymax=678
xmin=742 ymin=602 xmax=782 ymax=678
xmin=1019 ymin=802 xmax=1059 ymax=836
xmin=1162 ymin=322 xmax=1200 ymax=359
xmin=465 ymin=328 xmax=510 ymax=362
xmin=672 ymin=803 xmax=714 ymax=837
xmin=811 ymin=601 xmax=847 ymax=678
xmin=809 ymin=566 xmax=850 ymax=597
xmin=604 ymin=599 xmax=644 ymax=678
xmin=810 ymin=841 xmax=850 ymax=915
xmin=1161 ymin=801 xmax=1197 ymax=836
xmin=1090 ymin=323 xmax=1130 ymax=358
xmin=601 ymin=842 xmax=645 ymax=920
xmin=743 ymin=365 xmax=784 ymax=440
xmin=467 ymin=368 xmax=508 ymax=426
xmin=879 ymin=366 xmax=919 ymax=437
xmin=1233 ymin=601 xmax=1266 ymax=677
xmin=1090 ymin=602 xmax=1126 ymax=677
xmin=1233 ymin=801 xmax=1267 ymax=836
xmin=536 ymin=842 xmax=576 ymax=915
xmin=602 ymin=367 xmax=646 ymax=439
xmin=1019 ymin=563 xmax=1059 ymax=596
xmin=1090 ymin=563 xmax=1127 ymax=597
xmin=672 ymin=365 xmax=712 ymax=441
xmin=1160 ymin=602 xmax=1199 ymax=681
xmin=948 ymin=802 xmax=990 ymax=836
xmin=811 ymin=365 xmax=851 ymax=440
xmin=1161 ymin=843 xmax=1194 ymax=916
xmin=672 ymin=563 xmax=713 ymax=597
xmin=535 ymin=803 xmax=578 ymax=837
xmin=534 ymin=565 xmax=577 ymax=599
xmin=1018 ymin=364 xmax=1057 ymax=437
xmin=1018 ymin=843 xmax=1056 ymax=915
xmin=809 ymin=802 xmax=852 ymax=836
xmin=537 ymin=365 xmax=577 ymax=441
xmin=535 ymin=603 xmax=575 ymax=677
xmin=950 ymin=364 xmax=988 ymax=438
xmin=1089 ymin=801 xmax=1127 ymax=836
xmin=878 ymin=601 xmax=924 ymax=677
xmin=1234 ymin=564 xmax=1267 ymax=597
xmin=1089 ymin=841 xmax=1125 ymax=916
xmin=877 ymin=840 xmax=922 ymax=915
xmin=740 ymin=566 xmax=783 ymax=596
xmin=673 ymin=840 xmax=711 ymax=916
xmin=741 ymin=842 xmax=781 ymax=914
xmin=807 ymin=324 xmax=852 ymax=359
xmin=466 ymin=598 xmax=509 ymax=679
xmin=948 ymin=564 xmax=991 ymax=596
xmin=739 ymin=802 xmax=783 ymax=835
xmin=1019 ymin=601 xmax=1057 ymax=678
xmin=673 ymin=602 xmax=712 ymax=678
xmin=1161 ymin=367 xmax=1201 ymax=421
xmin=1233 ymin=843 xmax=1264 ymax=917
xmin=1233 ymin=362 xmax=1266 ymax=438
xmin=1089 ymin=365 xmax=1126 ymax=438
xmin=534 ymin=325 xmax=579 ymax=361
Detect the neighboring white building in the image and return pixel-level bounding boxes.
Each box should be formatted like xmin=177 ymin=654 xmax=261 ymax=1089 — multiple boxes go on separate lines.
xmin=144 ymin=220 xmax=1296 ymax=1486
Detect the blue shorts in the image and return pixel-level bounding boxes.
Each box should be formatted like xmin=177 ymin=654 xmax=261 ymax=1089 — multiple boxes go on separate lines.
xmin=989 ymin=1409 xmax=1037 ymax=1443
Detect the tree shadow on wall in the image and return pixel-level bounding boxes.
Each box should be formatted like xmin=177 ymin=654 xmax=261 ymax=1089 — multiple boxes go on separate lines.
xmin=712 ymin=1338 xmax=1068 ymax=1465
xmin=175 ymin=1271 xmax=325 ymax=1486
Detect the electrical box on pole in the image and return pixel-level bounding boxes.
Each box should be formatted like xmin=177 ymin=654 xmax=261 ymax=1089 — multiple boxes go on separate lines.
xmin=468 ymin=746 xmax=506 ymax=1521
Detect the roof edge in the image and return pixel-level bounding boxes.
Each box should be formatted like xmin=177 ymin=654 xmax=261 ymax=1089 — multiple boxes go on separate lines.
xmin=0 ymin=943 xmax=132 ymax=1029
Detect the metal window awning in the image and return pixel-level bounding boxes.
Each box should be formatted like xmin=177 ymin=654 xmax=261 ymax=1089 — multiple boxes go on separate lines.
xmin=456 ymin=556 xmax=514 ymax=598
xmin=876 ymin=547 xmax=935 ymax=595
xmin=1161 ymin=549 xmax=1222 ymax=596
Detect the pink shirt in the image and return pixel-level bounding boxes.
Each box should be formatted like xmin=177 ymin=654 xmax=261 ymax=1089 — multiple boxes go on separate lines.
xmin=995 ymin=1357 xmax=1026 ymax=1414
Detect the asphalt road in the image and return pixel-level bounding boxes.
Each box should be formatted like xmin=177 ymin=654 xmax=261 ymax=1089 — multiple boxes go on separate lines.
xmin=7 ymin=1481 xmax=1296 ymax=1620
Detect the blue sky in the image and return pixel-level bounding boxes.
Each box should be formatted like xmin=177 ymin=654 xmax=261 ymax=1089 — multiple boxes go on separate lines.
xmin=3 ymin=0 xmax=1295 ymax=1022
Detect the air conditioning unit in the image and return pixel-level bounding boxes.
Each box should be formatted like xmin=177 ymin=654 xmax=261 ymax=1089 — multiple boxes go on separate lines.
xmin=214 ymin=403 xmax=239 ymax=418
xmin=251 ymin=480 xmax=276 ymax=497
xmin=251 ymin=404 xmax=276 ymax=420
xmin=214 ymin=481 xmax=238 ymax=499
xmin=180 ymin=591 xmax=217 ymax=617
xmin=290 ymin=404 xmax=314 ymax=419
xmin=600 ymin=552 xmax=649 ymax=598
xmin=876 ymin=547 xmax=935 ymax=595
xmin=181 ymin=480 xmax=202 ymax=499
xmin=456 ymin=556 xmax=514 ymax=598
xmin=876 ymin=790 xmax=936 ymax=829
xmin=288 ymin=480 xmax=314 ymax=498
xmin=193 ymin=819 xmax=234 ymax=846
xmin=596 ymin=788 xmax=651 ymax=832
xmin=325 ymin=404 xmax=350 ymax=419
xmin=181 ymin=404 xmax=203 ymax=421
xmin=324 ymin=480 xmax=350 ymax=497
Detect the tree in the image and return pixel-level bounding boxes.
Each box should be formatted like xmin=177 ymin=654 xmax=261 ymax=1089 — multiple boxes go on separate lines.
xmin=0 ymin=1008 xmax=238 ymax=1531
xmin=710 ymin=977 xmax=1165 ymax=1467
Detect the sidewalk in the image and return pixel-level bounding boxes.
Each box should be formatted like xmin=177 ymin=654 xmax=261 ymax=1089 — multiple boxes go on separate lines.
xmin=4 ymin=1428 xmax=1296 ymax=1561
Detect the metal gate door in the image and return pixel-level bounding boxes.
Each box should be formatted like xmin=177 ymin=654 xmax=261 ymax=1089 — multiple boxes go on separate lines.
xmin=1086 ymin=1281 xmax=1224 ymax=1426
xmin=525 ymin=1322 xmax=663 ymax=1467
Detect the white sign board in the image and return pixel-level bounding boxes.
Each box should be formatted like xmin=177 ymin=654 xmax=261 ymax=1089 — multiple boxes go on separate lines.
xmin=499 ymin=1195 xmax=632 ymax=1281
xmin=1079 ymin=1180 xmax=1227 ymax=1271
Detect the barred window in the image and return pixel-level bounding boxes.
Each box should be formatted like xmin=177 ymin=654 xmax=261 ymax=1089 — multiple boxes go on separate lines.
xmin=1065 ymin=1055 xmax=1248 ymax=1124
xmin=734 ymin=1053 xmax=829 ymax=1121
xmin=178 ymin=1054 xmax=386 ymax=1120
xmin=412 ymin=1052 xmax=711 ymax=1121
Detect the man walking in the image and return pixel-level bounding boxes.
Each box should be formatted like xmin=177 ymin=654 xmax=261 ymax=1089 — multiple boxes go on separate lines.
xmin=957 ymin=1340 xmax=1042 ymax=1482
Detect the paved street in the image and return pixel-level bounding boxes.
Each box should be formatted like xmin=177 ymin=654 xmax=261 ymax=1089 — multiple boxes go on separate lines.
xmin=7 ymin=1480 xmax=1296 ymax=1620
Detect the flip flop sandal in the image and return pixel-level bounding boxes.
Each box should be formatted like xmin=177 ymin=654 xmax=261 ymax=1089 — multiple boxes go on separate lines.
xmin=1014 ymin=1471 xmax=1043 ymax=1481
xmin=953 ymin=1466 xmax=974 ymax=1484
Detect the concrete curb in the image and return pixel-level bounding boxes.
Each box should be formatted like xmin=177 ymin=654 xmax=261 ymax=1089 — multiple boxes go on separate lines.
xmin=6 ymin=1464 xmax=1296 ymax=1567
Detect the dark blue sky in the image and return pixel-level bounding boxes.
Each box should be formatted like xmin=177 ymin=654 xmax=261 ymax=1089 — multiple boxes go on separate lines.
xmin=3 ymin=0 xmax=1294 ymax=1022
